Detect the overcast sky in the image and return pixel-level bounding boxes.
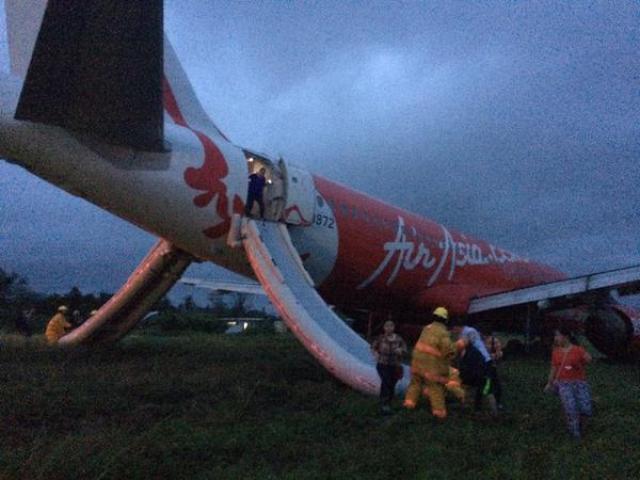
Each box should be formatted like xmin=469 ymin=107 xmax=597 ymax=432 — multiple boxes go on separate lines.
xmin=1 ymin=0 xmax=639 ymax=303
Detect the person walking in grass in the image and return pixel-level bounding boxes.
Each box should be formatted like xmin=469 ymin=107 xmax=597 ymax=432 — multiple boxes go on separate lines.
xmin=544 ymin=327 xmax=593 ymax=439
xmin=371 ymin=320 xmax=407 ymax=415
xmin=482 ymin=328 xmax=504 ymax=410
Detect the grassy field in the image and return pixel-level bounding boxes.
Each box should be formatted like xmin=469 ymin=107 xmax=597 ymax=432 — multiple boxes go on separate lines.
xmin=1 ymin=332 xmax=639 ymax=480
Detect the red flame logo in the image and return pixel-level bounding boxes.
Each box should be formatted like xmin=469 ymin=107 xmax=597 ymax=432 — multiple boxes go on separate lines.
xmin=164 ymin=78 xmax=244 ymax=238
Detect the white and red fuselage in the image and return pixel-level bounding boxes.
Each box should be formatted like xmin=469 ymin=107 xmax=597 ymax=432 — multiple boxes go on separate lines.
xmin=3 ymin=0 xmax=640 ymax=367
xmin=1 ymin=73 xmax=565 ymax=318
xmin=4 ymin=53 xmax=640 ymax=359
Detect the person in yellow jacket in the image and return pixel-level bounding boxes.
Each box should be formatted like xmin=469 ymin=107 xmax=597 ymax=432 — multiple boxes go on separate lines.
xmin=45 ymin=305 xmax=72 ymax=345
xmin=403 ymin=306 xmax=463 ymax=418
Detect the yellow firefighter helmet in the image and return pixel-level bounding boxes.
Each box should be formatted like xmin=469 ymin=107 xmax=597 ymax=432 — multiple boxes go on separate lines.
xmin=433 ymin=306 xmax=449 ymax=321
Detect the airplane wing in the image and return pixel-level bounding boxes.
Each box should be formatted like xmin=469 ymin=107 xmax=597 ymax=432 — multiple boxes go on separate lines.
xmin=468 ymin=264 xmax=640 ymax=314
xmin=466 ymin=264 xmax=640 ymax=358
xmin=180 ymin=277 xmax=265 ymax=296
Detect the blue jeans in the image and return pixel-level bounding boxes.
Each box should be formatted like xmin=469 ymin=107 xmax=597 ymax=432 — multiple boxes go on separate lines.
xmin=376 ymin=363 xmax=400 ymax=405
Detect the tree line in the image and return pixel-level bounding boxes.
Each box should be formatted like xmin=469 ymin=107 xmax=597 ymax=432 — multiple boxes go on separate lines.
xmin=0 ymin=267 xmax=274 ymax=336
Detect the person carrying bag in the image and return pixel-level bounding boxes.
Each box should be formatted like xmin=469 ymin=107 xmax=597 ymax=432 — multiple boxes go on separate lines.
xmin=543 ymin=327 xmax=593 ymax=439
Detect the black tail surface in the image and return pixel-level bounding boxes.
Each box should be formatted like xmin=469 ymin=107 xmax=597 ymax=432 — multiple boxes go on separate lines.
xmin=15 ymin=0 xmax=165 ymax=151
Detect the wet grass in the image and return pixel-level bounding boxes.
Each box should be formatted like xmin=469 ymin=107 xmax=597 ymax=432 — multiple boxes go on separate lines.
xmin=1 ymin=332 xmax=639 ymax=479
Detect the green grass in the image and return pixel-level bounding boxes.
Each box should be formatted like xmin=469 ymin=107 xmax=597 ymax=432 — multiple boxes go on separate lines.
xmin=1 ymin=332 xmax=639 ymax=479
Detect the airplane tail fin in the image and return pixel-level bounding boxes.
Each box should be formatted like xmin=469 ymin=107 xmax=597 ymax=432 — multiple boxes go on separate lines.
xmin=5 ymin=0 xmax=228 ymax=150
xmin=14 ymin=0 xmax=165 ymax=151
xmin=163 ymin=35 xmax=229 ymax=141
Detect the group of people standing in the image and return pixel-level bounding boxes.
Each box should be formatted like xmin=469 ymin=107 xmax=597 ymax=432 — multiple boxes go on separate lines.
xmin=20 ymin=301 xmax=594 ymax=440
xmin=371 ymin=306 xmax=592 ymax=440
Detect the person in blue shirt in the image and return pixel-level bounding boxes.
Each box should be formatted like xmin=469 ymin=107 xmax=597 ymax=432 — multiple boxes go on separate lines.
xmin=245 ymin=167 xmax=267 ymax=218
xmin=453 ymin=322 xmax=498 ymax=416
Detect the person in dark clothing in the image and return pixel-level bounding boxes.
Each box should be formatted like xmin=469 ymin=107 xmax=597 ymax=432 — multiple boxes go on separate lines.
xmin=454 ymin=324 xmax=498 ymax=416
xmin=483 ymin=331 xmax=504 ymax=410
xmin=457 ymin=343 xmax=488 ymax=400
xmin=16 ymin=308 xmax=34 ymax=337
xmin=245 ymin=167 xmax=267 ymax=218
xmin=371 ymin=320 xmax=407 ymax=414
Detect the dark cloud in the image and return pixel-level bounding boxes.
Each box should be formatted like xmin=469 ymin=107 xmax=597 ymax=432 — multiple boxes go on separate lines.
xmin=1 ymin=0 xmax=639 ymax=299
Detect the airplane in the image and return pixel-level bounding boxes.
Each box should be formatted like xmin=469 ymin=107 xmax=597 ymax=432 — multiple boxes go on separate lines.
xmin=1 ymin=1 xmax=639 ymax=395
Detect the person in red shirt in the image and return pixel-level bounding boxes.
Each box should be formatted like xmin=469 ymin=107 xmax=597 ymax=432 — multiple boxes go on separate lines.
xmin=544 ymin=327 xmax=593 ymax=439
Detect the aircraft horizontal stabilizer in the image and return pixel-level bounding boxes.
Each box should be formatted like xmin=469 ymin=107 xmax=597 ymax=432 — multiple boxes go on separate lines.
xmin=15 ymin=0 xmax=166 ymax=151
xmin=180 ymin=277 xmax=265 ymax=296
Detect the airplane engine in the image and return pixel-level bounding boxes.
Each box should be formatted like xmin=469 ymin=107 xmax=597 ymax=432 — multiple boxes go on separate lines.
xmin=585 ymin=306 xmax=638 ymax=359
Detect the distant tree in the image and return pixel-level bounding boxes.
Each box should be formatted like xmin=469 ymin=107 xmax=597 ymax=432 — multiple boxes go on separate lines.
xmin=246 ymin=307 xmax=268 ymax=318
xmin=152 ymin=296 xmax=175 ymax=313
xmin=208 ymin=292 xmax=228 ymax=316
xmin=0 ymin=268 xmax=42 ymax=332
xmin=230 ymin=292 xmax=248 ymax=317
xmin=0 ymin=268 xmax=15 ymax=304
xmin=67 ymin=286 xmax=82 ymax=304
xmin=42 ymin=293 xmax=66 ymax=315
xmin=97 ymin=292 xmax=112 ymax=305
xmin=0 ymin=268 xmax=33 ymax=305
xmin=179 ymin=295 xmax=197 ymax=312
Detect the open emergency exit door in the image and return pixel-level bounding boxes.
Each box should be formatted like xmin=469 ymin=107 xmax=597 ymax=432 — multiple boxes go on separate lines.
xmin=279 ymin=160 xmax=316 ymax=226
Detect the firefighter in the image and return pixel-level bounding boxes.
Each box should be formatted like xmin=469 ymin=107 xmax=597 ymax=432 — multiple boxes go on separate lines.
xmin=403 ymin=306 xmax=460 ymax=418
xmin=45 ymin=305 xmax=72 ymax=345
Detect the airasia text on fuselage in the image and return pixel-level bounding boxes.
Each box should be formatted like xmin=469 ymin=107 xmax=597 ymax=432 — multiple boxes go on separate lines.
xmin=357 ymin=217 xmax=528 ymax=290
